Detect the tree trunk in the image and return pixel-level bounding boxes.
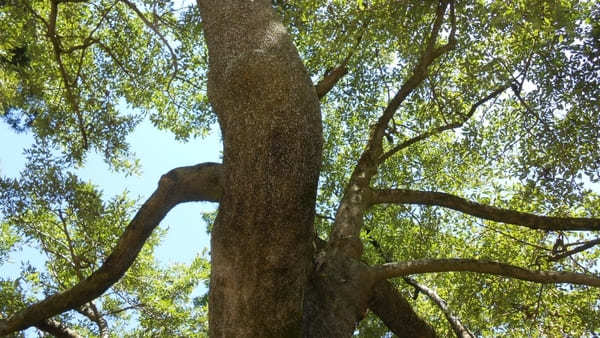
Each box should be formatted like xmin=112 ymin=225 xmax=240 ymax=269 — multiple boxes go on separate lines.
xmin=196 ymin=0 xmax=322 ymax=336
xmin=196 ymin=2 xmax=438 ymax=337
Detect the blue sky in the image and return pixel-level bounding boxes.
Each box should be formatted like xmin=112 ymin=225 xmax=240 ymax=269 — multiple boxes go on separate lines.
xmin=0 ymin=118 xmax=221 ymax=276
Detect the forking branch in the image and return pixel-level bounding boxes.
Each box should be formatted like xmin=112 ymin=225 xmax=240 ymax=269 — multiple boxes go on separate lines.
xmin=327 ymin=0 xmax=458 ymax=255
xmin=365 ymin=0 xmax=457 ymax=162
xmin=377 ymin=84 xmax=510 ymax=164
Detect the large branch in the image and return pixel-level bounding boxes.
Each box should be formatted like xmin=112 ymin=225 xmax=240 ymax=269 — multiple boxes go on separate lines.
xmin=372 ymin=258 xmax=600 ymax=287
xmin=371 ymin=189 xmax=600 ymax=231
xmin=404 ymin=277 xmax=474 ymax=338
xmin=327 ymin=2 xmax=457 ymax=252
xmin=369 ymin=280 xmax=437 ymax=338
xmin=34 ymin=319 xmax=83 ymax=338
xmin=0 ymin=163 xmax=222 ymax=335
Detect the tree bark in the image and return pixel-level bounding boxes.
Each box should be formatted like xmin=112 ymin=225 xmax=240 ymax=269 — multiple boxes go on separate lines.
xmin=196 ymin=1 xmax=322 ymax=336
xmin=371 ymin=188 xmax=600 ymax=231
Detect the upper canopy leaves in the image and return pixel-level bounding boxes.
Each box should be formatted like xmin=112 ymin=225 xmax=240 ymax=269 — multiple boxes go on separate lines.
xmin=0 ymin=0 xmax=212 ymax=170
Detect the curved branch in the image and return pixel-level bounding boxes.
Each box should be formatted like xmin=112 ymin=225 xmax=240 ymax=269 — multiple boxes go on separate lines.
xmin=372 ymin=258 xmax=600 ymax=287
xmin=404 ymin=277 xmax=474 ymax=338
xmin=76 ymin=302 xmax=108 ymax=338
xmin=327 ymin=2 xmax=457 ymax=252
xmin=369 ymin=280 xmax=437 ymax=337
xmin=0 ymin=163 xmax=223 ymax=335
xmin=327 ymin=3 xmax=458 ymax=251
xmin=366 ymin=0 xmax=456 ymax=160
xmin=371 ymin=188 xmax=600 ymax=231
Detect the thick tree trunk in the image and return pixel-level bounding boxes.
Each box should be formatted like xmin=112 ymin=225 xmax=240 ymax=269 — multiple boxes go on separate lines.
xmin=196 ymin=2 xmax=439 ymax=337
xmin=196 ymin=1 xmax=322 ymax=336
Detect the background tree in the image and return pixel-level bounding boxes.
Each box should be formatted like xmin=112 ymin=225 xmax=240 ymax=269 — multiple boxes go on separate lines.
xmin=1 ymin=0 xmax=600 ymax=336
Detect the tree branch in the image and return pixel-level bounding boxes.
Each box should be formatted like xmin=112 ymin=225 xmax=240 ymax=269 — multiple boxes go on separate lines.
xmin=372 ymin=258 xmax=600 ymax=287
xmin=327 ymin=1 xmax=457 ymax=253
xmin=46 ymin=0 xmax=90 ymax=149
xmin=404 ymin=277 xmax=475 ymax=338
xmin=377 ymin=84 xmax=510 ymax=164
xmin=34 ymin=318 xmax=82 ymax=338
xmin=371 ymin=188 xmax=600 ymax=231
xmin=76 ymin=303 xmax=108 ymax=338
xmin=368 ymin=280 xmax=437 ymax=337
xmin=119 ymin=0 xmax=178 ymax=90
xmin=315 ymin=63 xmax=348 ymax=99
xmin=0 ymin=163 xmax=223 ymax=335
xmin=366 ymin=0 xmax=456 ymax=161
xmin=549 ymin=237 xmax=600 ymax=261
xmin=314 ymin=25 xmax=366 ymax=99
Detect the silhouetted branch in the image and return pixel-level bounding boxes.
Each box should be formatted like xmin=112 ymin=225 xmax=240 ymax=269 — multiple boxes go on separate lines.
xmin=549 ymin=238 xmax=600 ymax=261
xmin=378 ymin=84 xmax=509 ymax=164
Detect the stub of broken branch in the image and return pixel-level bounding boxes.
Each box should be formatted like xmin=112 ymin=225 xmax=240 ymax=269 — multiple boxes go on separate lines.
xmin=315 ymin=64 xmax=349 ymax=99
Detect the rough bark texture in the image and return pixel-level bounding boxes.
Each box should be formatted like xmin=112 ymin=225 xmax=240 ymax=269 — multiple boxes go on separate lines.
xmin=35 ymin=319 xmax=83 ymax=338
xmin=5 ymin=2 xmax=600 ymax=337
xmin=374 ymin=259 xmax=600 ymax=286
xmin=196 ymin=1 xmax=322 ymax=336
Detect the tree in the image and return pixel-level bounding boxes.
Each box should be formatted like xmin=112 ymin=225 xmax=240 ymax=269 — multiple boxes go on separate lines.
xmin=1 ymin=0 xmax=600 ymax=336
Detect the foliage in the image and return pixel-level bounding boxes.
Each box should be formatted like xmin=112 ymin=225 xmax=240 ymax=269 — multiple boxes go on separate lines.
xmin=1 ymin=0 xmax=600 ymax=336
